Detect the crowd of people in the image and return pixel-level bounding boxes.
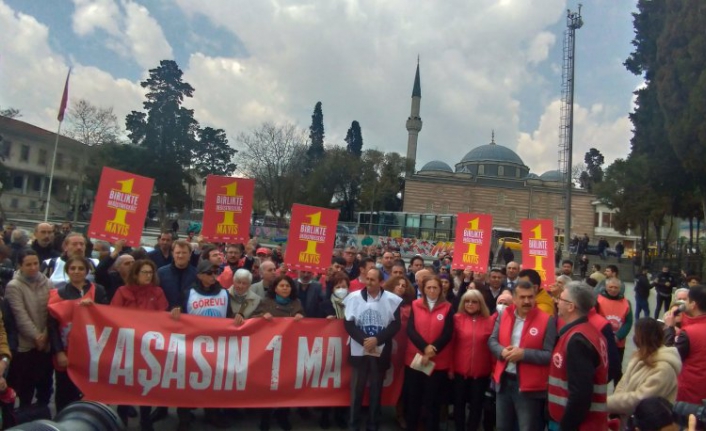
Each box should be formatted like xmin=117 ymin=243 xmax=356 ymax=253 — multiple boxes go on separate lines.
xmin=0 ymin=222 xmax=702 ymax=431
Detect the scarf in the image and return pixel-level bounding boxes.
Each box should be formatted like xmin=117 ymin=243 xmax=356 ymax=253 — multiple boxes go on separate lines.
xmin=275 ymin=294 xmax=291 ymax=305
xmin=330 ymin=295 xmax=346 ymax=319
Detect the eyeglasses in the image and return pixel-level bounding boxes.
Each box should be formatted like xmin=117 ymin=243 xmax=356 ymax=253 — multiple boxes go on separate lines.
xmin=556 ymin=297 xmax=573 ymax=305
xmin=139 ymin=271 xmax=154 ymax=275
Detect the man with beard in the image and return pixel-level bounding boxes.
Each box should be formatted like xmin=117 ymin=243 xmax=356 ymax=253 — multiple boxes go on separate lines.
xmin=43 ymin=233 xmax=98 ymax=289
xmin=31 ymin=223 xmax=58 ymax=262
xmin=217 ymin=243 xmax=253 ymax=289
xmin=147 ymin=231 xmax=174 ymax=269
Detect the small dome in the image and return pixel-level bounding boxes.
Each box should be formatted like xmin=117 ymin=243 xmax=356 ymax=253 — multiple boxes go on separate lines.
xmin=540 ymin=170 xmax=564 ymax=182
xmin=460 ymin=143 xmax=525 ymax=165
xmin=525 ymin=173 xmax=540 ymax=179
xmin=420 ymin=160 xmax=453 ymax=173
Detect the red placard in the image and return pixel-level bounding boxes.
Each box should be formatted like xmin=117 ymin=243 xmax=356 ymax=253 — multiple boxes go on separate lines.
xmin=284 ymin=204 xmax=339 ymax=273
xmin=87 ymin=167 xmax=154 ymax=247
xmin=48 ymin=303 xmax=403 ymax=408
xmin=452 ymin=213 xmax=493 ymax=272
xmin=521 ymin=219 xmax=556 ymax=288
xmin=201 ymin=176 xmax=254 ymax=243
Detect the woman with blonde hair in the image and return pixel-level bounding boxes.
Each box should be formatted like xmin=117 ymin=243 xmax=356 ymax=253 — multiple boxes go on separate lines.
xmin=607 ymin=317 xmax=682 ymax=429
xmin=451 ymin=289 xmax=497 ymax=431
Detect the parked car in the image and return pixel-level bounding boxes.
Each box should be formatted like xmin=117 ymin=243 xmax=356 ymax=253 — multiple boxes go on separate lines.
xmin=497 ymin=237 xmax=522 ymax=251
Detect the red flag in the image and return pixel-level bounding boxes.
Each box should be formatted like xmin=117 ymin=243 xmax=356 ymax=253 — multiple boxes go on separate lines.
xmin=57 ymin=68 xmax=71 ymax=122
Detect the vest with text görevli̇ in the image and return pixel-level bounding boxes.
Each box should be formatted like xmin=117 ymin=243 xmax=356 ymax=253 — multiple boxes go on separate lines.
xmin=405 ymin=299 xmax=453 ymax=370
xmin=186 ymin=289 xmax=229 ymax=318
xmin=492 ymin=306 xmax=551 ymax=392
xmin=677 ymin=313 xmax=706 ymax=404
xmin=548 ymin=322 xmax=608 ymax=430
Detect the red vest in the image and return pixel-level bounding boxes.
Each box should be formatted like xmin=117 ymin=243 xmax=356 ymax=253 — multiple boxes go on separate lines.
xmin=548 ymin=321 xmax=608 ymax=430
xmin=492 ymin=306 xmax=551 ymax=392
xmin=677 ymin=313 xmax=706 ymax=403
xmin=596 ymin=296 xmax=630 ymax=348
xmin=48 ymin=284 xmax=96 ymax=371
xmin=452 ymin=313 xmax=496 ymax=378
xmin=405 ymin=299 xmax=453 ymax=370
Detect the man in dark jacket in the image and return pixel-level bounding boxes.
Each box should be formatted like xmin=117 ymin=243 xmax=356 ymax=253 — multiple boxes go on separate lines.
xmin=157 ymin=240 xmax=197 ymax=310
xmin=147 ymin=231 xmax=174 ymax=269
xmin=296 ymin=270 xmax=326 ymax=318
xmin=31 ymin=223 xmax=59 ymax=263
xmin=654 ymin=266 xmax=675 ymax=319
xmin=634 ymin=266 xmax=652 ymax=319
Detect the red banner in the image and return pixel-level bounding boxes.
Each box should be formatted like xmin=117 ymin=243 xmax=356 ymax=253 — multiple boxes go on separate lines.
xmin=52 ymin=304 xmax=403 ymax=408
xmin=452 ymin=213 xmax=493 ymax=272
xmin=88 ymin=167 xmax=154 ymax=247
xmin=521 ymin=219 xmax=556 ymax=287
xmin=201 ymin=176 xmax=254 ymax=243
xmin=284 ymin=204 xmax=339 ymax=273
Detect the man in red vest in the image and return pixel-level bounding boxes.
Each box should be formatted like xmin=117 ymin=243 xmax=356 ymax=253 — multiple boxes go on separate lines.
xmin=489 ymin=280 xmax=556 ymax=431
xmin=549 ymin=281 xmax=609 ymax=430
xmin=664 ymin=283 xmax=706 ymax=404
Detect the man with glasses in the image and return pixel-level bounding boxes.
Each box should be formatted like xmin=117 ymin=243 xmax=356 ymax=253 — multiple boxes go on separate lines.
xmin=343 ymin=246 xmax=360 ymax=280
xmin=549 ymin=281 xmax=608 ymax=430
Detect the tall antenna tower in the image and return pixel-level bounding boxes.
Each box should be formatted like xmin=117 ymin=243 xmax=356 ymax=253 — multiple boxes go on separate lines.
xmin=558 ymin=4 xmax=583 ymax=253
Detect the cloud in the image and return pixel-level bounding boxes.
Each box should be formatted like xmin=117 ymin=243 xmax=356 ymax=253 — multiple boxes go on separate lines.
xmin=70 ymin=0 xmax=173 ymax=69
xmin=516 ymin=99 xmax=632 ymax=174
xmin=527 ymin=32 xmax=556 ymax=65
xmin=0 ymin=0 xmax=144 ymax=132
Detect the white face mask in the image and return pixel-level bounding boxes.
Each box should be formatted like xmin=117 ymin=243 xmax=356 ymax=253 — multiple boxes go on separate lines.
xmin=333 ymin=288 xmax=349 ymax=299
xmin=496 ymin=303 xmax=506 ymax=314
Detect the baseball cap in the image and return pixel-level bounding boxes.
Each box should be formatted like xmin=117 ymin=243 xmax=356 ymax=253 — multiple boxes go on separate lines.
xmin=197 ymin=259 xmax=218 ymax=274
xmin=256 ymin=247 xmax=271 ymax=255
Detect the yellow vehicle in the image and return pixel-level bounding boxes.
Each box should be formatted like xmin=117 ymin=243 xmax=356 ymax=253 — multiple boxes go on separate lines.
xmin=498 ymin=237 xmax=522 ymax=251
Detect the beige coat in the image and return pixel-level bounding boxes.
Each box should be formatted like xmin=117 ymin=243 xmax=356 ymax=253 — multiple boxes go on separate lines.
xmin=227 ymin=288 xmax=261 ymax=319
xmin=5 ymin=272 xmax=53 ymax=352
xmin=607 ymin=346 xmax=682 ymax=426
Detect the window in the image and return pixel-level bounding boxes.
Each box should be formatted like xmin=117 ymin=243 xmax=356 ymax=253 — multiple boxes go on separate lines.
xmin=70 ymin=157 xmax=79 ymax=171
xmin=56 ymin=153 xmax=64 ymax=170
xmin=10 ymin=199 xmax=18 ymax=209
xmin=38 ymin=149 xmax=47 ymax=166
xmin=497 ymin=193 xmax=506 ymax=205
xmin=478 ymin=165 xmax=485 ymax=175
xmin=425 ymin=201 xmax=434 ymax=212
xmin=602 ymin=212 xmax=612 ymax=228
xmin=441 ymin=202 xmax=450 ymax=213
xmin=509 ymin=210 xmax=517 ymax=223
xmin=0 ymin=141 xmax=10 ymax=159
xmin=498 ymin=165 xmax=505 ymax=176
xmin=594 ymin=212 xmax=600 ymax=227
xmin=29 ymin=200 xmax=36 ymax=209
xmin=516 ymin=168 xmax=521 ymax=178
xmin=20 ymin=145 xmax=29 ymax=162
xmin=32 ymin=176 xmax=42 ymax=192
xmin=12 ymin=175 xmax=22 ymax=190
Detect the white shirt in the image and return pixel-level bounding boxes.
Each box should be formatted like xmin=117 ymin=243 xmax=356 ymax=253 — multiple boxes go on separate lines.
xmin=505 ymin=311 xmax=526 ymax=374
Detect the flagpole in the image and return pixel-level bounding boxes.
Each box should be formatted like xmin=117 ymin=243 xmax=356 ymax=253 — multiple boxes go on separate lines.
xmin=45 ymin=68 xmax=71 ymax=222
xmin=44 ymin=123 xmax=62 ymax=222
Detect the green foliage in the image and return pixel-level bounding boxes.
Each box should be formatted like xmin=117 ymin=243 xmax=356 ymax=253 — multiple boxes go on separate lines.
xmin=307 ymin=102 xmax=325 ymax=164
xmin=359 ymin=150 xmax=408 ymax=215
xmin=579 ymin=148 xmax=604 ymax=192
xmin=345 ymin=121 xmax=363 ymax=158
xmin=193 ymin=127 xmax=237 ymax=183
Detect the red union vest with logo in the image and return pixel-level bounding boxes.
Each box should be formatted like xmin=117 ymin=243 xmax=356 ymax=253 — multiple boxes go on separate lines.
xmin=492 ymin=305 xmax=551 ymax=392
xmin=677 ymin=313 xmax=706 ymax=403
xmin=48 ymin=284 xmax=96 ymax=371
xmin=405 ymin=299 xmax=453 ymax=370
xmin=596 ymin=295 xmax=630 ymax=348
xmin=548 ymin=321 xmax=608 ymax=430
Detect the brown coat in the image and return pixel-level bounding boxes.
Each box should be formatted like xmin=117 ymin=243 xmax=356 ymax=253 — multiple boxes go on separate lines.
xmin=253 ymin=297 xmax=305 ymax=318
xmin=5 ymin=272 xmax=52 ymax=353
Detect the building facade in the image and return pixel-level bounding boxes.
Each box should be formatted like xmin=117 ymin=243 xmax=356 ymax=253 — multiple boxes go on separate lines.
xmin=0 ymin=117 xmax=92 ymax=219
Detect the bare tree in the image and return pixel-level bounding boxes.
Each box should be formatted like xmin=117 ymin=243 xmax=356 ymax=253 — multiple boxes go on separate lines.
xmin=64 ymin=99 xmax=120 ymax=146
xmin=237 ymin=122 xmax=308 ymax=219
xmin=0 ymin=107 xmax=21 ymax=119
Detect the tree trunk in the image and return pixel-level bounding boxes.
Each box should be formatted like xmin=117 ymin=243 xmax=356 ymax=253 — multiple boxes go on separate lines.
xmin=158 ymin=193 xmax=168 ymax=231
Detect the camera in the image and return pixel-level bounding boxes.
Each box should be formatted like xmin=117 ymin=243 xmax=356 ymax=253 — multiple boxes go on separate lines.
xmin=673 ymin=303 xmax=687 ymax=316
xmin=7 ymin=401 xmax=124 ymax=430
xmin=673 ymin=399 xmax=706 ymax=428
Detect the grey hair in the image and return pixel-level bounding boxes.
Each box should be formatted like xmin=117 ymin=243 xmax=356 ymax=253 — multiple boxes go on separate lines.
xmin=674 ymin=287 xmax=689 ymax=298
xmin=564 ymin=281 xmax=596 ymax=315
xmin=11 ymin=229 xmax=28 ymax=245
xmin=606 ymin=277 xmax=622 ymax=287
xmin=234 ymin=268 xmax=252 ymax=284
xmin=556 ymin=275 xmax=572 ymax=286
xmin=93 ymin=240 xmax=110 ymax=250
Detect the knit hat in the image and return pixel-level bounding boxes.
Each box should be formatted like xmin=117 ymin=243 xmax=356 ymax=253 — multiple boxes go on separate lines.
xmin=630 ymin=397 xmax=675 ymax=430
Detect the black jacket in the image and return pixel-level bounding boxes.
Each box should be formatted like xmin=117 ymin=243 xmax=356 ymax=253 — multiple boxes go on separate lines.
xmin=634 ymin=273 xmax=652 ymax=298
xmin=48 ymin=282 xmax=109 ymax=353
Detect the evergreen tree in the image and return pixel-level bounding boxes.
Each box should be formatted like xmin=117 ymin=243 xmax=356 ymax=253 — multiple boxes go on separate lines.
xmin=193 ymin=127 xmax=237 ymax=183
xmin=345 ymin=121 xmax=363 ymax=158
xmin=125 ymin=60 xmax=198 ymax=226
xmin=307 ymin=102 xmax=325 ymax=163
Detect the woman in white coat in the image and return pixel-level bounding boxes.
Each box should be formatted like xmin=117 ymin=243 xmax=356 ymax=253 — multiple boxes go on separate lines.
xmin=607 ymin=317 xmax=682 ymax=428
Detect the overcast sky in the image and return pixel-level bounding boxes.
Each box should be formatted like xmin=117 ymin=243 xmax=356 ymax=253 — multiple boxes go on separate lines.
xmin=0 ymin=0 xmax=642 ymax=176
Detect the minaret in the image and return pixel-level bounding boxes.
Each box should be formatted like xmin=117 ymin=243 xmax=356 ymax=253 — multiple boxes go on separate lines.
xmin=405 ymin=58 xmax=422 ymax=175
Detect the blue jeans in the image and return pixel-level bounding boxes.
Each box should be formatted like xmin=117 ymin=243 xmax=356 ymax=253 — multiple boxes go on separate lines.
xmin=635 ymin=296 xmax=650 ymax=319
xmin=496 ymin=375 xmax=545 ymax=431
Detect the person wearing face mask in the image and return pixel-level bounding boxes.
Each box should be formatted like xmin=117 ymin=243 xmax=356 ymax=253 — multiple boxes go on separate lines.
xmin=47 ymin=256 xmax=109 ymax=412
xmin=229 ymin=269 xmax=261 ymax=325
xmin=5 ymin=250 xmax=53 ymax=409
xmin=296 ymin=270 xmax=326 ymax=318
xmin=405 ymin=276 xmax=455 ymax=431
xmin=495 ymin=291 xmax=513 ymax=316
xmin=451 ymin=289 xmax=497 ymax=431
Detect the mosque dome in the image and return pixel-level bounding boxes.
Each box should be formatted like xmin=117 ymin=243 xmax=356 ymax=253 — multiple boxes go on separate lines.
xmin=539 ymin=170 xmax=564 ymax=182
xmin=460 ymin=143 xmax=525 ymax=165
xmin=525 ymin=173 xmax=540 ymax=179
xmin=419 ymin=160 xmax=453 ymax=173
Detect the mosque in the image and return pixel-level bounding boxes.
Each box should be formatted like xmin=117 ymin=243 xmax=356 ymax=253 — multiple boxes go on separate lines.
xmin=401 ymin=62 xmax=596 ymax=239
